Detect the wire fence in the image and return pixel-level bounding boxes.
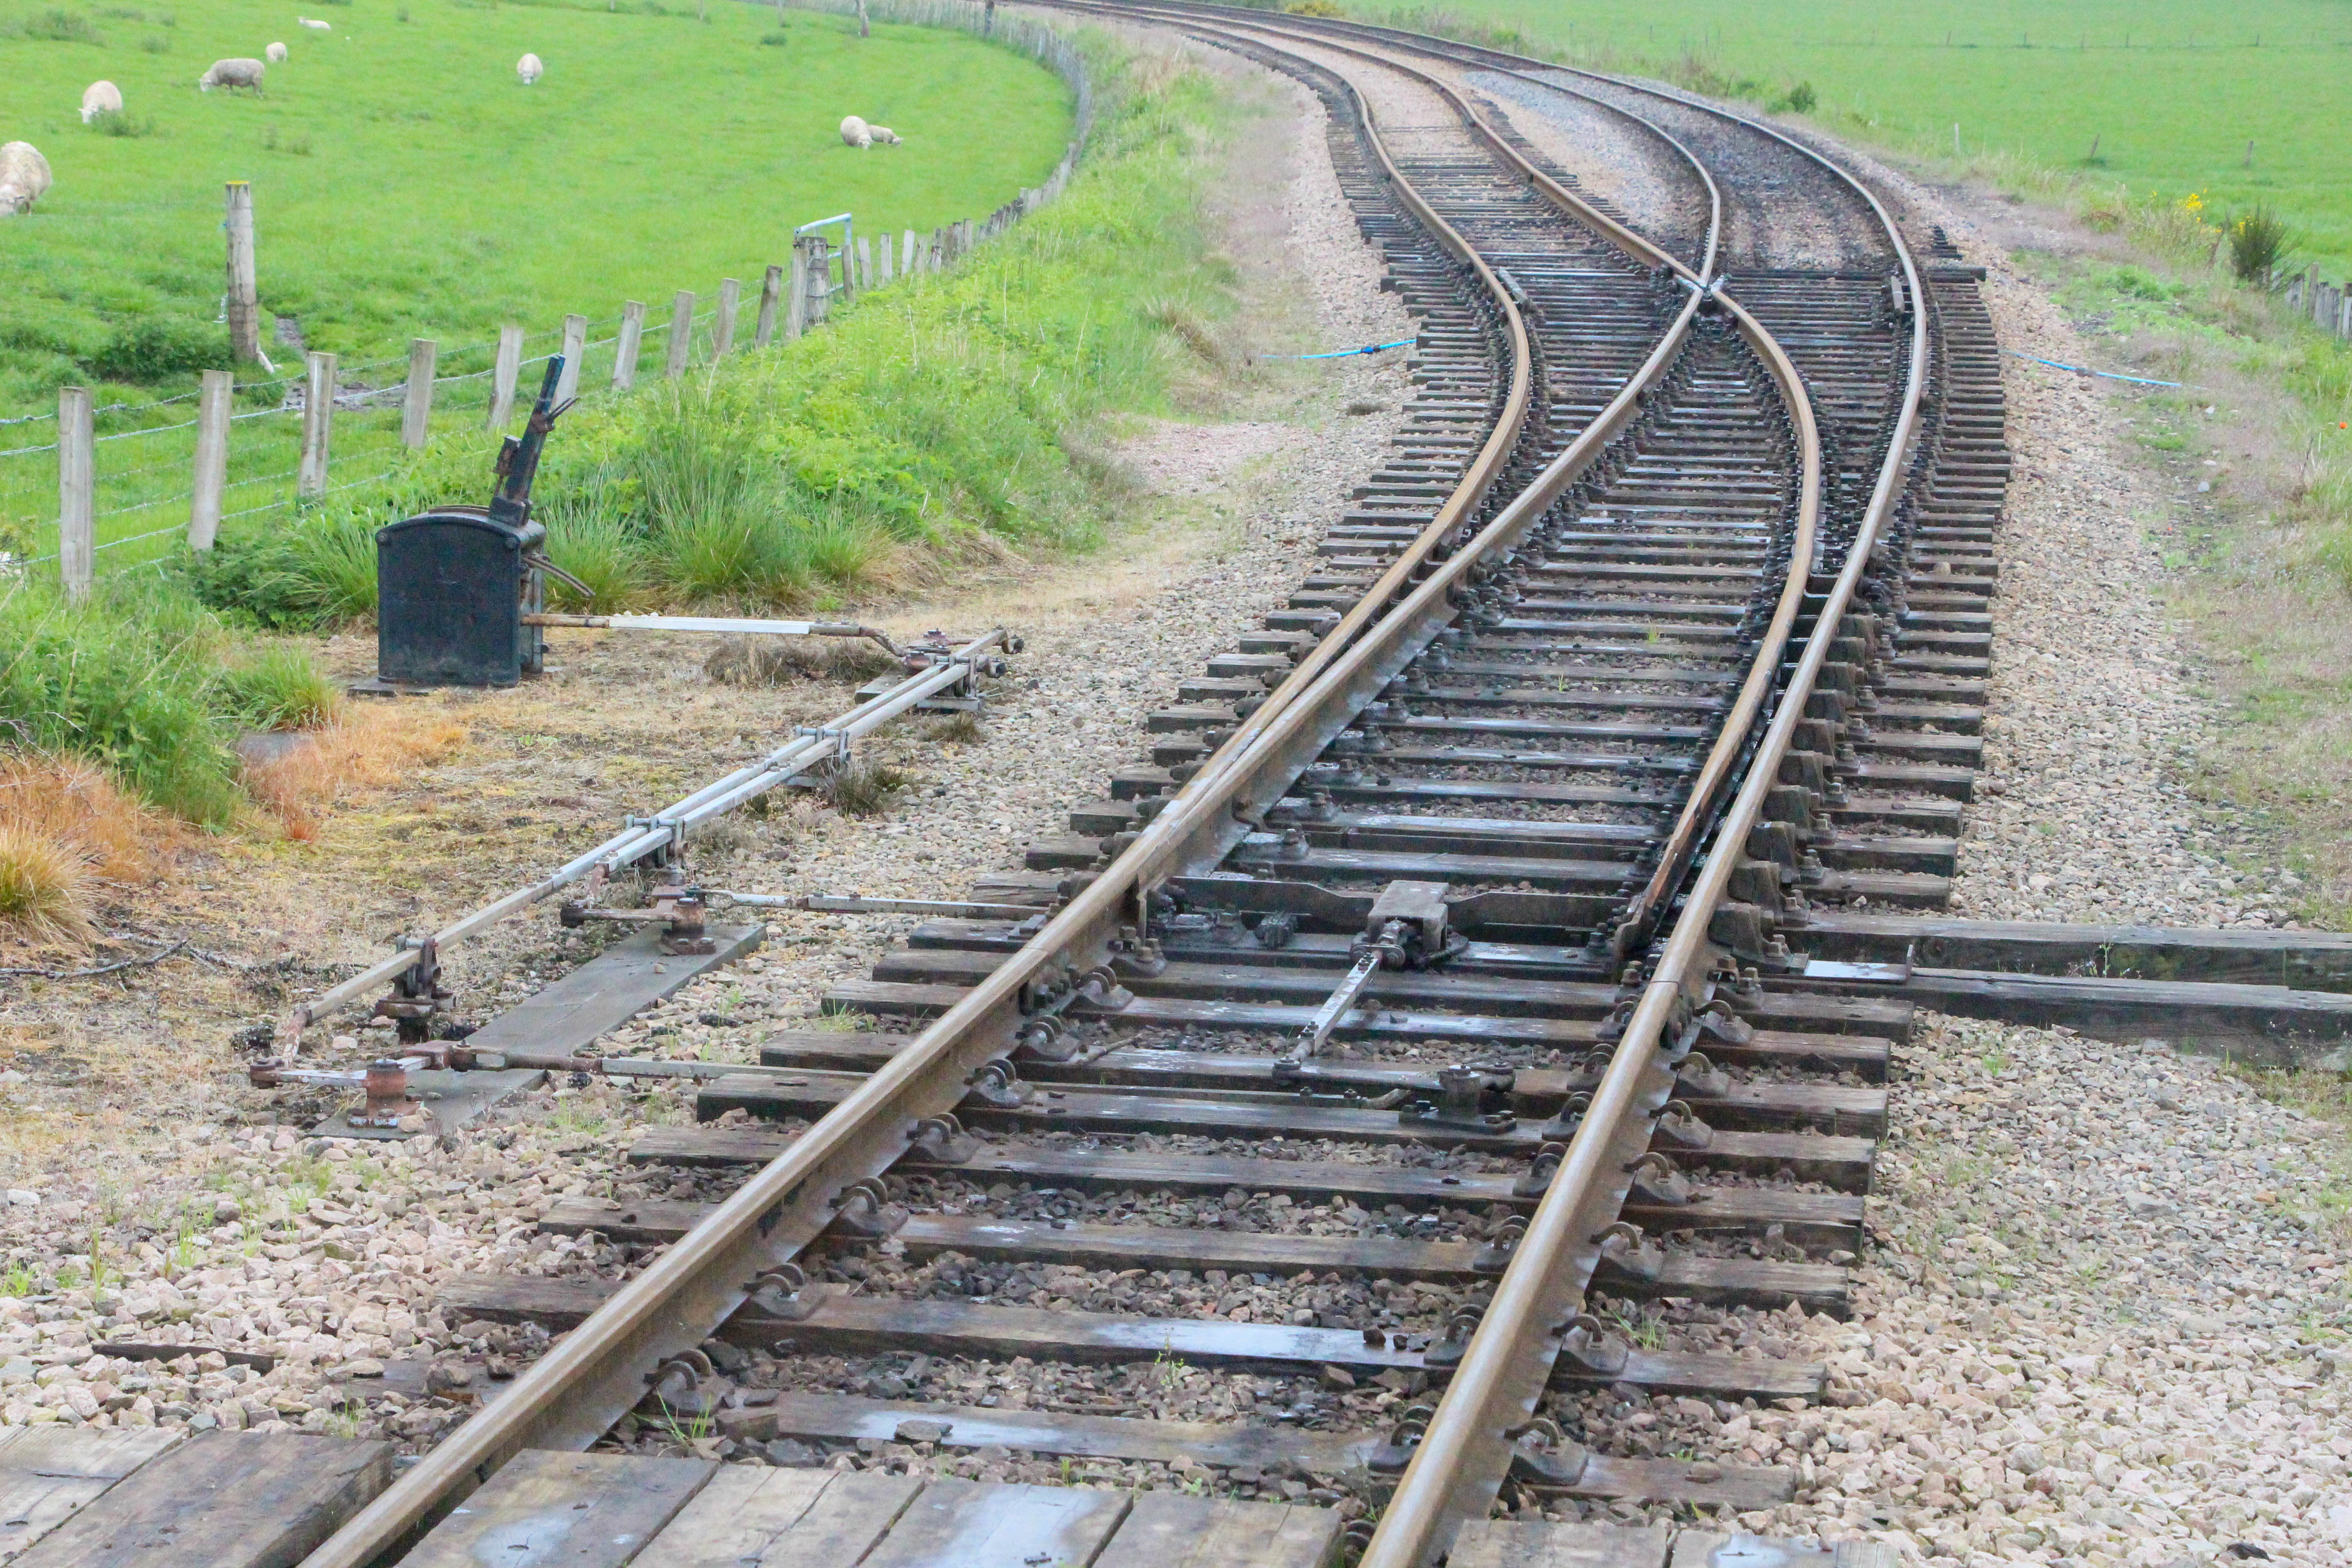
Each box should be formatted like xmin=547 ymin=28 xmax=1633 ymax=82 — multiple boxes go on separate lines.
xmin=0 ymin=0 xmax=1095 ymax=594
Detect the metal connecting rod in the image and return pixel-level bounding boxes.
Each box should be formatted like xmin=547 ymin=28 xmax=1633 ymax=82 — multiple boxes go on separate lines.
xmin=276 ymin=630 xmax=1011 ymax=1052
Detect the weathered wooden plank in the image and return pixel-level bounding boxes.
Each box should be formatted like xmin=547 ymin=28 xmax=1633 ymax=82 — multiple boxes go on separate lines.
xmin=1450 ymin=1518 xmax=1672 ymax=1568
xmin=847 ymin=956 xmax=1911 ymax=1039
xmin=628 ymin=1120 xmax=1877 ymax=1191
xmin=883 ymin=1216 xmax=1848 ymax=1311
xmin=695 ymin=1068 xmax=1878 ymax=1150
xmin=634 ymin=1469 xmax=920 ymax=1568
xmin=743 ymin=1394 xmax=1787 ymax=1507
xmin=1862 ymin=968 xmax=2352 ymax=1057
xmin=826 ymin=986 xmax=1906 ymax=1052
xmin=402 ymin=1450 xmax=713 ymax=1568
xmin=1668 ymin=1531 xmax=1901 ymax=1568
xmin=549 ymin=1156 xmax=1867 ymax=1248
xmin=465 ymin=924 xmax=765 ymax=1055
xmin=1094 ymin=1491 xmax=1341 ymax=1568
xmin=759 ymin=1023 xmax=1890 ymax=1081
xmin=856 ymin=1479 xmax=1129 ymax=1568
xmin=0 ymin=1427 xmax=182 ymax=1561
xmin=315 ymin=923 xmax=763 ymax=1139
xmin=1798 ymin=911 xmax=2352 ymax=991
xmin=14 ymin=1432 xmax=391 ymax=1568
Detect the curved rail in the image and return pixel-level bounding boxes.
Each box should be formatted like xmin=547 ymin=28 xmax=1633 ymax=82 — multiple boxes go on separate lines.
xmin=295 ymin=31 xmax=1685 ymax=1567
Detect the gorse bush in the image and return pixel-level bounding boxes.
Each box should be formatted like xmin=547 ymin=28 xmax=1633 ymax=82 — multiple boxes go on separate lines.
xmin=2229 ymin=206 xmax=2292 ymax=284
xmin=87 ymin=318 xmax=231 ymax=384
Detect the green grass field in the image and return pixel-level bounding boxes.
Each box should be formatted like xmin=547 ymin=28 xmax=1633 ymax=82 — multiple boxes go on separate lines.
xmin=0 ymin=0 xmax=1074 ymax=411
xmin=0 ymin=0 xmax=1073 ymax=570
xmin=1380 ymin=0 xmax=2352 ymax=273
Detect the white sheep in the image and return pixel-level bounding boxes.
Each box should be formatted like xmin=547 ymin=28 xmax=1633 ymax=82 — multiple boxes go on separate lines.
xmin=79 ymin=80 xmax=123 ymax=124
xmin=0 ymin=142 xmax=51 ymax=216
xmin=265 ymin=40 xmax=287 ymax=61
xmin=199 ymin=57 xmax=267 ymax=93
xmin=866 ymin=124 xmax=902 ymax=144
xmin=516 ymin=52 xmax=543 ymax=84
xmin=839 ymin=114 xmax=871 ymax=149
xmin=296 ymin=15 xmax=330 ymax=29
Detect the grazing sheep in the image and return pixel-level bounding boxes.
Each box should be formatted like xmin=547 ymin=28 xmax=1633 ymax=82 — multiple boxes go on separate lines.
xmin=79 ymin=80 xmax=123 ymax=124
xmin=866 ymin=124 xmax=901 ymax=144
xmin=838 ymin=114 xmax=870 ymax=148
xmin=296 ymin=15 xmax=329 ymax=29
xmin=265 ymin=40 xmax=287 ymax=61
xmin=199 ymin=57 xmax=267 ymax=93
xmin=0 ymin=142 xmax=51 ymax=216
xmin=516 ymin=52 xmax=543 ymax=84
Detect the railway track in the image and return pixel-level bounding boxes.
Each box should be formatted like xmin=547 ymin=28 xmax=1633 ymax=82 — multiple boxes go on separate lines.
xmin=126 ymin=9 xmax=2018 ymax=1567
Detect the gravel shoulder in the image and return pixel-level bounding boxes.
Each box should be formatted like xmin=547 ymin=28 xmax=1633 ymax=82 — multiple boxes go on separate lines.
xmin=1645 ymin=152 xmax=2352 ymax=1566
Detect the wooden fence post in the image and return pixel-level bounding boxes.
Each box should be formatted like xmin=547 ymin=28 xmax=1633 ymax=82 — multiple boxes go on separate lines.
xmin=807 ymin=240 xmax=832 ymax=325
xmin=487 ymin=325 xmax=524 ymax=430
xmin=299 ymin=351 xmax=336 ymax=498
xmin=787 ymin=247 xmax=810 ymax=341
xmin=57 ymin=387 xmax=93 ymax=600
xmin=224 ymin=182 xmax=261 ymax=365
xmin=839 ymin=222 xmax=858 ymax=304
xmin=402 ymin=338 xmax=436 ymax=448
xmin=713 ymin=279 xmax=742 ymax=358
xmin=856 ymin=236 xmax=872 ymax=293
xmin=557 ymin=314 xmax=588 ymax=402
xmin=902 ymin=229 xmax=916 ymax=277
xmin=665 ymin=290 xmax=696 ymax=378
xmin=755 ymin=264 xmax=784 ymax=348
xmin=189 ymin=369 xmax=231 ymax=551
xmin=614 ymin=300 xmax=645 ymax=389
xmin=876 ymin=232 xmax=893 ymax=288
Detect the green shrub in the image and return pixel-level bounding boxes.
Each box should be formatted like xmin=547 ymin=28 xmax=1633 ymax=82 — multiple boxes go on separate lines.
xmin=214 ymin=644 xmax=338 ymax=730
xmin=2228 ymin=206 xmax=2292 ymax=284
xmin=1784 ymin=81 xmax=1817 ymax=114
xmin=136 ymin=33 xmax=165 ymax=50
xmin=757 ymin=29 xmax=786 ymax=44
xmin=0 ymin=584 xmax=241 ymax=823
xmin=178 ymin=514 xmax=377 ymax=628
xmin=87 ymin=318 xmax=230 ymax=382
xmin=22 ymin=8 xmax=99 ymax=40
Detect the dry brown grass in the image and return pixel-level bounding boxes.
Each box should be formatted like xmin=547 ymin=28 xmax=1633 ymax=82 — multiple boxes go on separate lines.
xmin=0 ymin=754 xmax=176 ymax=946
xmin=241 ymin=705 xmax=469 ymax=842
xmin=702 ymin=634 xmax=906 ymax=688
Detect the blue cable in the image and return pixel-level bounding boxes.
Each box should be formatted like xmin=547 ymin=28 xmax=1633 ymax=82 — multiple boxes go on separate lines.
xmin=1255 ymin=338 xmax=1416 ymax=361
xmin=2006 ymin=351 xmax=2195 ymax=389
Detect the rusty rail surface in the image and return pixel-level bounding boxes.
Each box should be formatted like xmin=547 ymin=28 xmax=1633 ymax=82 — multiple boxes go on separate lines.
xmin=296 ymin=4 xmax=1925 ymax=1560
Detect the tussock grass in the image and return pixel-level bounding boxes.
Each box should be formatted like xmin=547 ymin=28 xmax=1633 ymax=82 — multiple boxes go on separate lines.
xmin=922 ymin=710 xmax=983 ymax=744
xmin=217 ymin=645 xmax=340 ymax=731
xmin=704 ymin=634 xmax=902 ymax=687
xmin=821 ymin=760 xmax=906 ymax=817
xmin=0 ymin=827 xmax=93 ymax=946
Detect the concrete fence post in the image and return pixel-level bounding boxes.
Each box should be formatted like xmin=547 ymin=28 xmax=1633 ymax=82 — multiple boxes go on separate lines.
xmin=402 ymin=338 xmax=437 ymax=448
xmin=57 ymin=386 xmax=93 ymax=600
xmin=189 ymin=368 xmax=231 ymax=551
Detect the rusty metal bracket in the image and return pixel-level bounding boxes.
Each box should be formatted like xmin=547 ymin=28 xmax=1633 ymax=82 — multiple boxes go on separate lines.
xmin=1502 ymin=1416 xmax=1591 ymax=1488
xmin=1400 ymin=1065 xmax=1516 ymax=1132
xmin=1624 ymin=1152 xmax=1700 ymax=1207
xmin=827 ymin=1178 xmax=902 ymax=1240
xmin=905 ymin=1114 xmax=976 ymax=1165
xmin=1592 ymin=1221 xmax=1664 ymax=1282
xmin=962 ymin=1061 xmax=1031 ymax=1109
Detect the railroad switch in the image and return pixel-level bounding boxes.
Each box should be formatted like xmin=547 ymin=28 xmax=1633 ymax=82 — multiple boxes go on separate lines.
xmin=559 ymin=879 xmax=714 ymax=956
